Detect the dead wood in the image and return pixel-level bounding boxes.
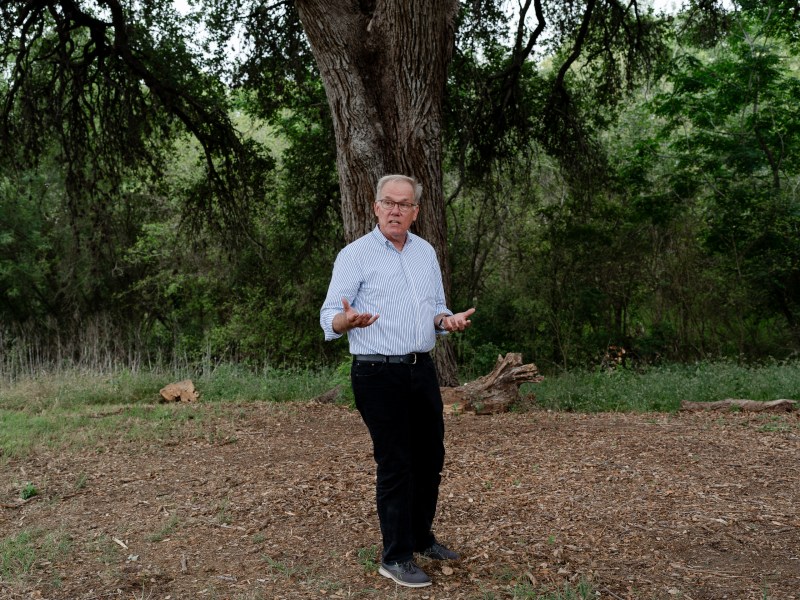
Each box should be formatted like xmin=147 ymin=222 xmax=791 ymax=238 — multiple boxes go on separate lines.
xmin=311 ymin=384 xmax=343 ymax=404
xmin=680 ymin=398 xmax=796 ymax=412
xmin=159 ymin=379 xmax=199 ymax=403
xmin=1 ymin=495 xmax=41 ymax=509
xmin=441 ymin=352 xmax=543 ymax=415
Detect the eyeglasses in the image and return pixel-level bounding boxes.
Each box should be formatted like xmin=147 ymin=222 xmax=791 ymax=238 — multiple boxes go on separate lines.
xmin=378 ymin=199 xmax=418 ymax=213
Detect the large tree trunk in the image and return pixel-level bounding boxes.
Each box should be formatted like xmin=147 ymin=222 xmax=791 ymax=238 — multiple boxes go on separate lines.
xmin=296 ymin=0 xmax=460 ymax=384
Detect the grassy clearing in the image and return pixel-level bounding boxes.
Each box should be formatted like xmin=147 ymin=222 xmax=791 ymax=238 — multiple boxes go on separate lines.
xmin=525 ymin=359 xmax=800 ymax=412
xmin=2 ymin=360 xmax=798 ymax=460
xmin=0 ymin=365 xmax=337 ymax=459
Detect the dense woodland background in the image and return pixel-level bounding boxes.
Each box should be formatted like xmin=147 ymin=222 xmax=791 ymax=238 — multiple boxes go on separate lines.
xmin=1 ymin=0 xmax=799 ymax=380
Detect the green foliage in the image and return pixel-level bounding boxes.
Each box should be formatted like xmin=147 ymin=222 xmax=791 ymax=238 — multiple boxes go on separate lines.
xmin=447 ymin=1 xmax=800 ymax=372
xmin=0 ymin=174 xmax=54 ymax=322
xmin=356 ymin=545 xmax=379 ymax=574
xmin=1 ymin=1 xmax=799 ymax=377
xmin=0 ymin=0 xmax=265 ymax=233
xmin=329 ymin=360 xmax=355 ymax=407
xmin=648 ymin=5 xmax=800 ymax=349
xmin=20 ymin=482 xmax=38 ymax=500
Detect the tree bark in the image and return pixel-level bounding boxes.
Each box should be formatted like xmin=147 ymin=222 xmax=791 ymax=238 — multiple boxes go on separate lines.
xmin=296 ymin=0 xmax=460 ymax=384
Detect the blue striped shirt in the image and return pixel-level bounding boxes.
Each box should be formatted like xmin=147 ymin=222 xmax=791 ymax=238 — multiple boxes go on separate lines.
xmin=320 ymin=226 xmax=452 ymax=355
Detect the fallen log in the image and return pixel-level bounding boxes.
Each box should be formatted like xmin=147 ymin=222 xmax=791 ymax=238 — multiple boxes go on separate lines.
xmin=441 ymin=352 xmax=543 ymax=415
xmin=680 ymin=399 xmax=796 ymax=412
xmin=311 ymin=384 xmax=344 ymax=404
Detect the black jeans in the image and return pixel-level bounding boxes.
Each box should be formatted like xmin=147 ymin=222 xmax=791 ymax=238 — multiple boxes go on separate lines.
xmin=351 ymin=354 xmax=445 ymax=564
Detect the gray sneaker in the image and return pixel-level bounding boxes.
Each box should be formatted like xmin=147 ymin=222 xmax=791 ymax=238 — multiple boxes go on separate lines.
xmin=419 ymin=542 xmax=460 ymax=561
xmin=378 ymin=560 xmax=432 ymax=587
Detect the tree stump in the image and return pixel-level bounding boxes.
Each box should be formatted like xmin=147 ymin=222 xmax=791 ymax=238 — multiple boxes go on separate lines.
xmin=441 ymin=353 xmax=543 ymax=415
xmin=159 ymin=380 xmax=200 ymax=403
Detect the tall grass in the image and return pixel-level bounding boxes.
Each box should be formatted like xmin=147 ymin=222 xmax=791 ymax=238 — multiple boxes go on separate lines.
xmin=199 ymin=363 xmax=338 ymax=403
xmin=0 ymin=318 xmax=332 ymax=386
xmin=526 ymin=359 xmax=800 ymax=412
xmin=0 ymin=364 xmax=338 ymax=409
xmin=0 ymin=364 xmax=338 ymax=459
xmin=0 ymin=317 xmax=160 ymax=383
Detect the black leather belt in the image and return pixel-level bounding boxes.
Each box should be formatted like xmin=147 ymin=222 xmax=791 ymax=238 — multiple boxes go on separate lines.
xmin=353 ymin=352 xmax=428 ymax=364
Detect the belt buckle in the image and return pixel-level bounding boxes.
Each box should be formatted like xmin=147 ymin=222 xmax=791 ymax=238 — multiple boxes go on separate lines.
xmin=410 ymin=352 xmax=417 ymax=365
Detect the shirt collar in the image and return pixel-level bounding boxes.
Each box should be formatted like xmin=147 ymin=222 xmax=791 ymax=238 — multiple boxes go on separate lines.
xmin=372 ymin=224 xmax=414 ymax=249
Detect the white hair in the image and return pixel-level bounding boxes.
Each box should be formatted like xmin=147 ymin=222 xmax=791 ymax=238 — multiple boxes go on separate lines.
xmin=375 ymin=174 xmax=423 ymax=203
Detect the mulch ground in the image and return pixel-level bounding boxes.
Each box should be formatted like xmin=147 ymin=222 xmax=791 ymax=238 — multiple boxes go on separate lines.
xmin=1 ymin=402 xmax=799 ymax=599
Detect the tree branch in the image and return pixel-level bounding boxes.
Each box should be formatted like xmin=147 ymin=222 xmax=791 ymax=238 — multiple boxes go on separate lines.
xmin=555 ymin=0 xmax=597 ymax=93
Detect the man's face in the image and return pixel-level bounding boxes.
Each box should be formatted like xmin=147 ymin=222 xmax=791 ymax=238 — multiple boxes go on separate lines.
xmin=374 ymin=179 xmax=419 ymax=243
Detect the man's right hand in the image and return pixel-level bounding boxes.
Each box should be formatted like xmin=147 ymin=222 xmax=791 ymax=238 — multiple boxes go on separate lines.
xmin=332 ymin=298 xmax=379 ymax=334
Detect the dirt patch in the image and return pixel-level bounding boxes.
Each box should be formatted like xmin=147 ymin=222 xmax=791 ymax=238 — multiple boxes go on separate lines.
xmin=2 ymin=403 xmax=799 ymax=599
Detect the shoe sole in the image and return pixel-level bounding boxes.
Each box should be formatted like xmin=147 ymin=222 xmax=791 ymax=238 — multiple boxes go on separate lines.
xmin=378 ymin=565 xmax=432 ymax=588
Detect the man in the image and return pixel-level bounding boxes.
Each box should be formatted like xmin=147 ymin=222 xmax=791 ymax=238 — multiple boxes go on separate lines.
xmin=320 ymin=174 xmax=476 ymax=588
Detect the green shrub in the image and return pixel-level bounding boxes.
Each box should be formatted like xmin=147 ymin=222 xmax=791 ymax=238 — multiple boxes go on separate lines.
xmin=523 ymin=359 xmax=800 ymax=413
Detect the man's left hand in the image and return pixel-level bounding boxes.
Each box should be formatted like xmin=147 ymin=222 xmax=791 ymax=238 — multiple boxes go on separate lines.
xmin=439 ymin=308 xmax=476 ymax=332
